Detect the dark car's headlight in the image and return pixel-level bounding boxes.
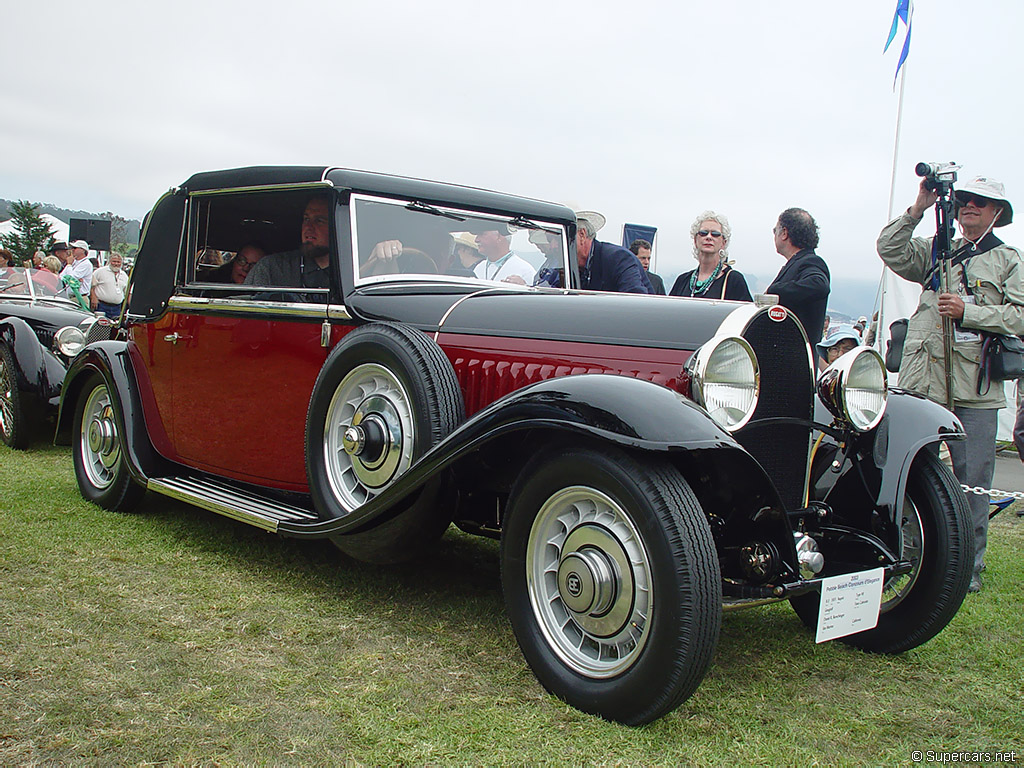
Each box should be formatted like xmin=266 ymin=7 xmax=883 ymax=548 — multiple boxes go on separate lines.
xmin=816 ymin=347 xmax=888 ymax=432
xmin=53 ymin=326 xmax=87 ymax=357
xmin=686 ymin=336 xmax=759 ymax=432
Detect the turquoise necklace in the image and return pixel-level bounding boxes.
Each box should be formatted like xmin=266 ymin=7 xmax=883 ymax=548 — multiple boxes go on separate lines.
xmin=689 ymin=260 xmax=723 ymax=296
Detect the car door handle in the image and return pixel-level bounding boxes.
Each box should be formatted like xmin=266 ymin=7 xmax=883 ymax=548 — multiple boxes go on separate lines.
xmin=163 ymin=332 xmax=190 ymax=344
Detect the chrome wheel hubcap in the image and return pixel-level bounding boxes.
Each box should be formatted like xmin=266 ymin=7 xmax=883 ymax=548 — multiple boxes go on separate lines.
xmin=324 ymin=364 xmax=414 ymax=511
xmin=526 ymin=486 xmax=652 ymax=678
xmin=80 ymin=385 xmax=120 ymax=490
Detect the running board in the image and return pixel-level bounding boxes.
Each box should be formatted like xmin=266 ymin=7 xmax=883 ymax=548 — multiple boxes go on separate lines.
xmin=147 ymin=476 xmax=319 ymax=532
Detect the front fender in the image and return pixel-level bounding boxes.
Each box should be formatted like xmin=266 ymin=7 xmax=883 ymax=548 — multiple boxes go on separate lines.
xmin=814 ymin=388 xmax=964 ymax=522
xmin=55 ymin=340 xmax=171 ymax=484
xmin=279 ymin=374 xmax=787 ymax=537
xmin=0 ymin=316 xmax=66 ymax=405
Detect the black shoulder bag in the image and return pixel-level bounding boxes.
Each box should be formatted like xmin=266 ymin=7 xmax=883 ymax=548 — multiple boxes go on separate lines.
xmin=885 ymin=318 xmax=908 ymax=373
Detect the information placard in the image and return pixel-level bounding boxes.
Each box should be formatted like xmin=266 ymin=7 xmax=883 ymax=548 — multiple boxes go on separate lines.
xmin=815 ymin=567 xmax=884 ymax=643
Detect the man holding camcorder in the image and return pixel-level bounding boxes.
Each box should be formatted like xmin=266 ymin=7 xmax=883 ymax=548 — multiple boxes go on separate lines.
xmin=877 ymin=173 xmax=1024 ymax=593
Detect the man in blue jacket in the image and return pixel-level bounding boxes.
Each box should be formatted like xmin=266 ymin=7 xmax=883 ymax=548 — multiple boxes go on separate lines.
xmin=767 ymin=207 xmax=831 ymax=346
xmin=575 ymin=211 xmax=651 ymax=294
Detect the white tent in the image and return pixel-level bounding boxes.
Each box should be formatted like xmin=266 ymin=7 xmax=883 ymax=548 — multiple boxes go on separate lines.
xmin=0 ymin=213 xmax=71 ymax=245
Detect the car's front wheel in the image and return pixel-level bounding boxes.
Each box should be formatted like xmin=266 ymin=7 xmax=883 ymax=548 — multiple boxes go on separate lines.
xmin=501 ymin=444 xmax=721 ymax=725
xmin=72 ymin=373 xmax=145 ymax=511
xmin=305 ymin=323 xmax=464 ymax=564
xmin=0 ymin=343 xmax=29 ymax=449
xmin=791 ymin=449 xmax=972 ymax=653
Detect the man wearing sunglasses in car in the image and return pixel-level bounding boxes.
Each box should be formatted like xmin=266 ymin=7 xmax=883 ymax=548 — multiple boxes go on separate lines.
xmin=877 ymin=174 xmax=1024 ymax=593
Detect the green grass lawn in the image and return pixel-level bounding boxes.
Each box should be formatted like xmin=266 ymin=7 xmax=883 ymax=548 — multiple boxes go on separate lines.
xmin=2 ymin=443 xmax=1022 ymax=766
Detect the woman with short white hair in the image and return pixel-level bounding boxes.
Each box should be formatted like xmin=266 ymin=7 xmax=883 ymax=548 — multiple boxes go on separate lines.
xmin=670 ymin=211 xmax=753 ymax=301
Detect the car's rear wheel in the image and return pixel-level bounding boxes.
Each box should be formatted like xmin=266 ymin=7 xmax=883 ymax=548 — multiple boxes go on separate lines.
xmin=791 ymin=449 xmax=972 ymax=653
xmin=306 ymin=323 xmax=463 ymax=564
xmin=72 ymin=373 xmax=145 ymax=511
xmin=501 ymin=444 xmax=721 ymax=725
xmin=0 ymin=343 xmax=29 ymax=449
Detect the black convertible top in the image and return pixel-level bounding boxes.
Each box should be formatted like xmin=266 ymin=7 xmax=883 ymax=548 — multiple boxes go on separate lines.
xmin=180 ymin=166 xmax=575 ymax=225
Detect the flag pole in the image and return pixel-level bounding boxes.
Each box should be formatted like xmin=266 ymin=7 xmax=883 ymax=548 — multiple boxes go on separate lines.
xmin=886 ymin=59 xmax=908 ymax=220
xmin=877 ymin=49 xmax=910 ymax=353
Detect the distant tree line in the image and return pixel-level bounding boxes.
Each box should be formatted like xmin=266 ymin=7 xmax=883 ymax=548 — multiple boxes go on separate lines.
xmin=0 ymin=198 xmax=142 ymax=263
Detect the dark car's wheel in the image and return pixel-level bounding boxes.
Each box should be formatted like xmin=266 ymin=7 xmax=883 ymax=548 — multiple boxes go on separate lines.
xmin=0 ymin=343 xmax=29 ymax=449
xmin=72 ymin=374 xmax=145 ymax=511
xmin=501 ymin=445 xmax=721 ymax=725
xmin=306 ymin=323 xmax=464 ymax=564
xmin=791 ymin=450 xmax=972 ymax=653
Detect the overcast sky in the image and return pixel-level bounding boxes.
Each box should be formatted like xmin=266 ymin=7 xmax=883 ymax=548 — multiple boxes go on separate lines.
xmin=2 ymin=0 xmax=1021 ymax=287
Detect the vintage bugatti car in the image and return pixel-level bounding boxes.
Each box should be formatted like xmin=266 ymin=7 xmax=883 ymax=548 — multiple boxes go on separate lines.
xmin=0 ymin=266 xmax=109 ymax=448
xmin=57 ymin=166 xmax=973 ymax=725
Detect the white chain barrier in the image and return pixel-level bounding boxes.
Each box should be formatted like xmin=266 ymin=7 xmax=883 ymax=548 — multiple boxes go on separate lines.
xmin=961 ymin=484 xmax=1024 ymax=501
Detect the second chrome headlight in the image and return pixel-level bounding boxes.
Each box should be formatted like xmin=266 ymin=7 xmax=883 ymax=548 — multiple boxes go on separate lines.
xmin=54 ymin=326 xmax=87 ymax=358
xmin=817 ymin=347 xmax=888 ymax=431
xmin=686 ymin=336 xmax=759 ymax=432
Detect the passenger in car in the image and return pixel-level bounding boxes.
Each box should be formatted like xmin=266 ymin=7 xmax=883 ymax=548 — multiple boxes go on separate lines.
xmin=529 ymin=229 xmax=563 ymax=288
xmin=206 ymin=244 xmax=266 ymax=284
xmin=450 ymin=232 xmax=483 ymax=275
xmin=473 ymin=226 xmax=536 ymax=284
xmin=244 ymin=197 xmax=332 ymax=289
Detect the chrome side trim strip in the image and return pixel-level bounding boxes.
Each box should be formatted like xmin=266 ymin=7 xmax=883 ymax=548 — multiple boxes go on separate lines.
xmin=147 ymin=476 xmax=319 ymax=532
xmin=167 ymin=295 xmax=351 ymax=320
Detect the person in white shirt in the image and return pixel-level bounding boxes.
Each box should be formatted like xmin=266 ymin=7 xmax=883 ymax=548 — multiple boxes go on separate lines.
xmin=472 ymin=226 xmax=535 ymax=284
xmin=60 ymin=239 xmax=95 ymax=296
xmin=90 ymin=253 xmax=129 ymax=319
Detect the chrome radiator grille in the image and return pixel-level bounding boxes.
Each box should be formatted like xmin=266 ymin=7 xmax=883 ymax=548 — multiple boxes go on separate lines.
xmin=736 ymin=311 xmax=815 ymax=511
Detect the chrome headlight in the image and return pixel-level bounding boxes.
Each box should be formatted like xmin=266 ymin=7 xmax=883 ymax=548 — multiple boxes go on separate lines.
xmin=816 ymin=347 xmax=888 ymax=431
xmin=53 ymin=326 xmax=87 ymax=358
xmin=686 ymin=335 xmax=759 ymax=431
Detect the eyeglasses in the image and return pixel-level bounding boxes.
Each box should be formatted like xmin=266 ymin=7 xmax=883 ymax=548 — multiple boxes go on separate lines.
xmin=235 ymin=256 xmax=261 ymax=268
xmin=958 ymin=193 xmax=990 ymax=208
xmin=697 ymin=230 xmax=723 ymax=238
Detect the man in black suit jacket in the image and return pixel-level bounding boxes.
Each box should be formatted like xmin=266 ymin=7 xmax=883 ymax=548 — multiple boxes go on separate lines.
xmin=629 ymin=239 xmax=666 ymax=295
xmin=767 ymin=208 xmax=831 ymax=347
xmin=576 ymin=214 xmax=652 ymax=294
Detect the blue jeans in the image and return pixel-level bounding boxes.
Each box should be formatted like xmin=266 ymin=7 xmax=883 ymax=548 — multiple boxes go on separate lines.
xmin=96 ymin=300 xmax=122 ymax=320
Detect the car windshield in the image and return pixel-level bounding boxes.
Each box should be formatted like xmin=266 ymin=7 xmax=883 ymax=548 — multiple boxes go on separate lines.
xmin=352 ymin=196 xmax=568 ymax=289
xmin=0 ymin=266 xmax=71 ymax=299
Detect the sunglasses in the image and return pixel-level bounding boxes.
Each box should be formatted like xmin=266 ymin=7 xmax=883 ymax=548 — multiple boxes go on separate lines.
xmin=697 ymin=230 xmax=723 ymax=238
xmin=958 ymin=193 xmax=990 ymax=208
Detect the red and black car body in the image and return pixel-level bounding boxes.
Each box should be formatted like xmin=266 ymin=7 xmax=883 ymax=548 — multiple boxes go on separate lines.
xmin=56 ymin=167 xmax=973 ymax=725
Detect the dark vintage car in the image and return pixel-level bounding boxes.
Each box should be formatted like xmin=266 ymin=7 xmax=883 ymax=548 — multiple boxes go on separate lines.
xmin=56 ymin=166 xmax=972 ymax=725
xmin=0 ymin=267 xmax=110 ymax=448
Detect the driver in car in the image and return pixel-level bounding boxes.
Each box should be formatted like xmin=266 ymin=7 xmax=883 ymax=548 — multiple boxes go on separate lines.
xmin=244 ymin=197 xmax=332 ymax=289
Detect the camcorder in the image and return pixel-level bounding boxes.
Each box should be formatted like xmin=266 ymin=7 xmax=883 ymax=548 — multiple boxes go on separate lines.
xmin=916 ymin=161 xmax=960 ymax=192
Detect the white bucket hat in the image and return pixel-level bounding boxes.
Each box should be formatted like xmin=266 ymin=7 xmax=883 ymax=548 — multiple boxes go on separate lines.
xmin=955 ymin=176 xmax=1013 ymax=226
xmin=575 ymin=210 xmax=606 ymax=233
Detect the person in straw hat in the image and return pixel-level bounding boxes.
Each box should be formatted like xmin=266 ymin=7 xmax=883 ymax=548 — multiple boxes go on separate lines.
xmin=878 ymin=173 xmax=1024 ymax=592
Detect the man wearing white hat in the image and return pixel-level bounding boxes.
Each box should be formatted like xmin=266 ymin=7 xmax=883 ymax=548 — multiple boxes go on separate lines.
xmin=575 ymin=210 xmax=652 ymax=294
xmin=877 ymin=174 xmax=1024 ymax=592
xmin=60 ymin=239 xmax=95 ymax=296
